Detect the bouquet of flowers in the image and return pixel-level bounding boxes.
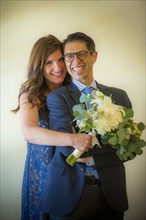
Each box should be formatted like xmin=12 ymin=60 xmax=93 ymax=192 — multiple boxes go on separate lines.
xmin=66 ymin=90 xmax=146 ymax=166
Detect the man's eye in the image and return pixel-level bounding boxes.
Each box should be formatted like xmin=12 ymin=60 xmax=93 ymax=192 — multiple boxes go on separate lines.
xmin=67 ymin=54 xmax=73 ymax=59
xmin=79 ymin=52 xmax=86 ymax=57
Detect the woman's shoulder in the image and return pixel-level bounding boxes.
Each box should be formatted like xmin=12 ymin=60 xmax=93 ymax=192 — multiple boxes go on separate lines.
xmin=20 ymin=92 xmax=40 ymax=106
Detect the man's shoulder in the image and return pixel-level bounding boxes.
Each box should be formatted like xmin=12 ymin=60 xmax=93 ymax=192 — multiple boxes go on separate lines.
xmin=97 ymin=82 xmax=126 ymax=94
xmin=50 ymin=85 xmax=69 ymax=94
xmin=97 ymin=82 xmax=131 ymax=107
xmin=47 ymin=85 xmax=71 ymax=101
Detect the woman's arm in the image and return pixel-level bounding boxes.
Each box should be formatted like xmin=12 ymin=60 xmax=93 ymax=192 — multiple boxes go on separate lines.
xmin=19 ymin=93 xmax=92 ymax=151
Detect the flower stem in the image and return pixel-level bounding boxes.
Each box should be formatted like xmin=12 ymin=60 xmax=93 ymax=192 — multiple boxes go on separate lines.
xmin=66 ymin=154 xmax=78 ymax=166
xmin=66 ymin=149 xmax=84 ymax=166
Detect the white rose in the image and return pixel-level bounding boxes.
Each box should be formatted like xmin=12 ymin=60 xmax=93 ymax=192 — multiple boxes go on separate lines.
xmin=93 ymin=118 xmax=111 ymax=135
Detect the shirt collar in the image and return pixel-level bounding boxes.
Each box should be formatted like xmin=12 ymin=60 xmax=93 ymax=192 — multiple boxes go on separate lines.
xmin=72 ymin=79 xmax=97 ymax=91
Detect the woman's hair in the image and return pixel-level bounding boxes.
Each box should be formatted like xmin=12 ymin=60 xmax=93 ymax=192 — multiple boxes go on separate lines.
xmin=12 ymin=35 xmax=71 ymax=113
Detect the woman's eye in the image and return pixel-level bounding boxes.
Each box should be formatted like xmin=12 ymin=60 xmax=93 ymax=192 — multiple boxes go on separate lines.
xmin=59 ymin=57 xmax=64 ymax=62
xmin=46 ymin=61 xmax=52 ymax=65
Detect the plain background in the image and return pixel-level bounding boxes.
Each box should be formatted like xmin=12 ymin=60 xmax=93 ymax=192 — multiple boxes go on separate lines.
xmin=1 ymin=1 xmax=145 ymax=220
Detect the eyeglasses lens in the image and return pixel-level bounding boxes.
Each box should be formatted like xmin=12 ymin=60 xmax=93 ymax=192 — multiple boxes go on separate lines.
xmin=64 ymin=51 xmax=91 ymax=62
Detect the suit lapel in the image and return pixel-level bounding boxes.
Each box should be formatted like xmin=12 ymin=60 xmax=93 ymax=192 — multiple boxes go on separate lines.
xmin=67 ymin=82 xmax=81 ymax=104
xmin=96 ymin=81 xmax=111 ymax=96
xmin=67 ymin=81 xmax=112 ymax=104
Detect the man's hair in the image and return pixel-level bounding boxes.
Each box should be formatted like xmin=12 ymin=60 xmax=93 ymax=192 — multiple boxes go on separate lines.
xmin=62 ymin=32 xmax=96 ymax=52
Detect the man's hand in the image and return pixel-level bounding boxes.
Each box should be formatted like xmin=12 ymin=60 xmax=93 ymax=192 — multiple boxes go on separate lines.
xmin=77 ymin=157 xmax=91 ymax=163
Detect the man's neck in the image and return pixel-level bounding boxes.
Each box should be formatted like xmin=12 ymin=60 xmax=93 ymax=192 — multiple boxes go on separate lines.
xmin=74 ymin=77 xmax=94 ymax=86
xmin=81 ymin=81 xmax=92 ymax=86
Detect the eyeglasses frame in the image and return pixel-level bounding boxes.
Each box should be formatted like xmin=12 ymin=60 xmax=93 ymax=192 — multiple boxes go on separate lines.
xmin=63 ymin=50 xmax=94 ymax=62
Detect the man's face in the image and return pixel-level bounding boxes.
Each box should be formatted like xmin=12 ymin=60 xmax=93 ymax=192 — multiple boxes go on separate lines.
xmin=64 ymin=41 xmax=97 ymax=85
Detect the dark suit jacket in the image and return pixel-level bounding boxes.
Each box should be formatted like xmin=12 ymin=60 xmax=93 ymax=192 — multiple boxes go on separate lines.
xmin=40 ymin=81 xmax=132 ymax=215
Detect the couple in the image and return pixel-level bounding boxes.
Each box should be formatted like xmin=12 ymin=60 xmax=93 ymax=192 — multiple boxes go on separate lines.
xmin=14 ymin=32 xmax=132 ymax=220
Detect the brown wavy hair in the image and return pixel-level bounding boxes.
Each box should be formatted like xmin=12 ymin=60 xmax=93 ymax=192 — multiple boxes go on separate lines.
xmin=12 ymin=35 xmax=71 ymax=113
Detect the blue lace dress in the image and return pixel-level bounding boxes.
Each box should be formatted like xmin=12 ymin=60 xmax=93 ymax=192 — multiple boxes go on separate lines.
xmin=21 ymin=110 xmax=55 ymax=220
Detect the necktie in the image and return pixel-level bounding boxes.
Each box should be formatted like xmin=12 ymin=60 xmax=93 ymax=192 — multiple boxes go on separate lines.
xmin=82 ymin=86 xmax=95 ymax=95
xmin=82 ymin=87 xmax=95 ymax=108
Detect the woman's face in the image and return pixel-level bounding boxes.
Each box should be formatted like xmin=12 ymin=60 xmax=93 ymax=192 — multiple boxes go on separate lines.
xmin=43 ymin=49 xmax=66 ymax=91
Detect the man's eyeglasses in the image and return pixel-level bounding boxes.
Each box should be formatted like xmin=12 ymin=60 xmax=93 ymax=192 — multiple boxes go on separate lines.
xmin=63 ymin=50 xmax=93 ymax=62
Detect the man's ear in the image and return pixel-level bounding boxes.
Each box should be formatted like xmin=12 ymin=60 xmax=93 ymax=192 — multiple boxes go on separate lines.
xmin=92 ymin=51 xmax=98 ymax=64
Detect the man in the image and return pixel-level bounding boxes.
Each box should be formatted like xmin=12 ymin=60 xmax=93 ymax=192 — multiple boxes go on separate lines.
xmin=40 ymin=32 xmax=132 ymax=220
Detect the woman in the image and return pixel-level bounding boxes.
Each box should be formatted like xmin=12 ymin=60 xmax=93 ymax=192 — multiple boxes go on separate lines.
xmin=12 ymin=35 xmax=92 ymax=220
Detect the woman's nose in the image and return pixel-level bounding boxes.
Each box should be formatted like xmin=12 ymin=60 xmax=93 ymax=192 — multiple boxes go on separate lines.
xmin=54 ymin=63 xmax=63 ymax=71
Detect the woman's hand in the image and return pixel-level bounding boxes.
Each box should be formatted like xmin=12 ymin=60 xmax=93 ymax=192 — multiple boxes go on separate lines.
xmin=70 ymin=133 xmax=93 ymax=151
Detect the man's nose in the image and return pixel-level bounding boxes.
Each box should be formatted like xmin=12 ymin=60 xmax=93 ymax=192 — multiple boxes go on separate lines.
xmin=73 ymin=54 xmax=81 ymax=62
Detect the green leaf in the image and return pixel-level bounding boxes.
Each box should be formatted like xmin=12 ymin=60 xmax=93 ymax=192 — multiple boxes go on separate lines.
xmin=123 ymin=154 xmax=127 ymax=161
xmin=135 ymin=148 xmax=143 ymax=155
xmin=116 ymin=150 xmax=123 ymax=160
xmin=111 ymin=144 xmax=119 ymax=149
xmin=128 ymin=144 xmax=136 ymax=152
xmin=73 ymin=104 xmax=85 ymax=113
xmin=119 ymin=146 xmax=126 ymax=155
xmin=126 ymin=151 xmax=131 ymax=157
xmin=101 ymin=138 xmax=109 ymax=145
xmin=122 ymin=139 xmax=129 ymax=146
xmin=137 ymin=139 xmax=146 ymax=148
xmin=117 ymin=127 xmax=127 ymax=144
xmin=79 ymin=93 xmax=87 ymax=103
xmin=130 ymin=154 xmax=135 ymax=160
xmin=82 ymin=112 xmax=88 ymax=118
xmin=73 ymin=111 xmax=80 ymax=118
xmin=130 ymin=135 xmax=139 ymax=142
xmin=124 ymin=108 xmax=134 ymax=118
xmin=93 ymin=105 xmax=98 ymax=111
xmin=137 ymin=122 xmax=145 ymax=131
xmin=108 ymin=136 xmax=118 ymax=145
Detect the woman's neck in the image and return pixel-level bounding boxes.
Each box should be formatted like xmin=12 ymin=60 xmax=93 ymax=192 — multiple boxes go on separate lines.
xmin=46 ymin=83 xmax=62 ymax=95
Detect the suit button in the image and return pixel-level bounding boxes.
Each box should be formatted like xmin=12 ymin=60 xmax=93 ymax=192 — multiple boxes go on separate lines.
xmin=80 ymin=168 xmax=84 ymax=172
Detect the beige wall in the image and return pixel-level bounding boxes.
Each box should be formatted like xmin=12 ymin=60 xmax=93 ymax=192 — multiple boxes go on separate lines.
xmin=1 ymin=1 xmax=145 ymax=219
